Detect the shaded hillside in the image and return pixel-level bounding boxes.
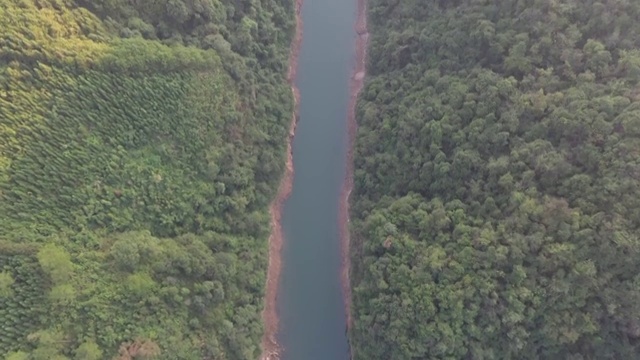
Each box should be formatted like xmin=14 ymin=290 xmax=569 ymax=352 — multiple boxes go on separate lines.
xmin=0 ymin=0 xmax=293 ymax=358
xmin=350 ymin=0 xmax=640 ymax=358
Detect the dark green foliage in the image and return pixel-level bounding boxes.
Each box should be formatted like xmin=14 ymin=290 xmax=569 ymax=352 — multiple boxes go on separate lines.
xmin=0 ymin=255 xmax=48 ymax=355
xmin=350 ymin=0 xmax=640 ymax=359
xmin=0 ymin=0 xmax=293 ymax=358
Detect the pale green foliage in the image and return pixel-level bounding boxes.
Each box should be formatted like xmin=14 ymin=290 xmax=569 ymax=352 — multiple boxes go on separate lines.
xmin=126 ymin=272 xmax=156 ymax=296
xmin=48 ymin=284 xmax=76 ymax=305
xmin=0 ymin=271 xmax=14 ymax=298
xmin=36 ymin=244 xmax=73 ymax=284
xmin=5 ymin=351 xmax=29 ymax=360
xmin=74 ymin=340 xmax=102 ymax=360
xmin=29 ymin=329 xmax=66 ymax=360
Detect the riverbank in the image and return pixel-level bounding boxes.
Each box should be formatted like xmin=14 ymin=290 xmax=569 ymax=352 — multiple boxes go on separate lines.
xmin=340 ymin=0 xmax=369 ymax=338
xmin=260 ymin=0 xmax=304 ymax=358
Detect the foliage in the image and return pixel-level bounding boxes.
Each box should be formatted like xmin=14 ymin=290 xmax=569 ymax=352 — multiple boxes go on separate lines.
xmin=5 ymin=351 xmax=29 ymax=360
xmin=0 ymin=256 xmax=47 ymax=355
xmin=27 ymin=328 xmax=68 ymax=360
xmin=0 ymin=0 xmax=294 ymax=358
xmin=74 ymin=340 xmax=103 ymax=360
xmin=0 ymin=271 xmax=14 ymax=298
xmin=37 ymin=245 xmax=73 ymax=285
xmin=350 ymin=0 xmax=640 ymax=359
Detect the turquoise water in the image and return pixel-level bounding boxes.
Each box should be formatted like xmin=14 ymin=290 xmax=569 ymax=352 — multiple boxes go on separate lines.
xmin=275 ymin=0 xmax=357 ymax=358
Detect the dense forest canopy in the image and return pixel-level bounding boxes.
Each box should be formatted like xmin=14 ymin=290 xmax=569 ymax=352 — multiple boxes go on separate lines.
xmin=350 ymin=0 xmax=640 ymax=359
xmin=0 ymin=0 xmax=294 ymax=358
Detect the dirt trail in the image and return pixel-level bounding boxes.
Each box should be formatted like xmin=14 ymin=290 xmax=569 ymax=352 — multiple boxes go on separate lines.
xmin=259 ymin=0 xmax=303 ymax=358
xmin=340 ymin=0 xmax=369 ymax=341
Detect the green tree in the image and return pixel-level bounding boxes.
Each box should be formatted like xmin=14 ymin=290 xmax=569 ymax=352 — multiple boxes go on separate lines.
xmin=126 ymin=272 xmax=157 ymax=297
xmin=28 ymin=329 xmax=67 ymax=360
xmin=74 ymin=340 xmax=102 ymax=360
xmin=0 ymin=271 xmax=15 ymax=298
xmin=5 ymin=351 xmax=29 ymax=360
xmin=48 ymin=284 xmax=76 ymax=305
xmin=110 ymin=238 xmax=141 ymax=272
xmin=37 ymin=244 xmax=73 ymax=284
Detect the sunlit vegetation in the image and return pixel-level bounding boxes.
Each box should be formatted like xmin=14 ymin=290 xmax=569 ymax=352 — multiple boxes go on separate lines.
xmin=0 ymin=0 xmax=294 ymax=358
xmin=350 ymin=0 xmax=640 ymax=358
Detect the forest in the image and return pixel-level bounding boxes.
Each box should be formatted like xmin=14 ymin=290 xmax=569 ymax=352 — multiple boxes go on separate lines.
xmin=350 ymin=0 xmax=640 ymax=359
xmin=0 ymin=0 xmax=294 ymax=358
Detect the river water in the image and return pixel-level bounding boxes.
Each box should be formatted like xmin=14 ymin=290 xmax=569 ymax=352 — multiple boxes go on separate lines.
xmin=275 ymin=0 xmax=357 ymax=358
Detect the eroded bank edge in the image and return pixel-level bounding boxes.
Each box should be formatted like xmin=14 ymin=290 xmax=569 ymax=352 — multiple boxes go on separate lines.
xmin=260 ymin=0 xmax=304 ymax=358
xmin=340 ymin=0 xmax=369 ymax=356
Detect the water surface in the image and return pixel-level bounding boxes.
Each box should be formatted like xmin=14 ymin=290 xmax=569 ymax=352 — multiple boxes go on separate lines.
xmin=276 ymin=0 xmax=357 ymax=358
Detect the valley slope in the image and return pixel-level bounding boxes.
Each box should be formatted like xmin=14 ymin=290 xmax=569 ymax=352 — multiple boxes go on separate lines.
xmin=0 ymin=0 xmax=294 ymax=358
xmin=350 ymin=0 xmax=640 ymax=358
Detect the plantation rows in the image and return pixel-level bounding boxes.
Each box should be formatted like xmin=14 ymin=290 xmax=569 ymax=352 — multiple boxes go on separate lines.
xmin=0 ymin=255 xmax=47 ymax=355
xmin=0 ymin=0 xmax=294 ymax=358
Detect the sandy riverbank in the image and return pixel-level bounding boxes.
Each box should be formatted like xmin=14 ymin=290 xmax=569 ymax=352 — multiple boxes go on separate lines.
xmin=259 ymin=0 xmax=304 ymax=358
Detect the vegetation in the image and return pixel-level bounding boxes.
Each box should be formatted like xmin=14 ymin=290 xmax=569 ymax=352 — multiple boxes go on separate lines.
xmin=350 ymin=0 xmax=640 ymax=358
xmin=0 ymin=0 xmax=294 ymax=358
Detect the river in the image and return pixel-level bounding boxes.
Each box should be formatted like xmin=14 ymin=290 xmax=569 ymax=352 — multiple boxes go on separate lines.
xmin=274 ymin=0 xmax=358 ymax=358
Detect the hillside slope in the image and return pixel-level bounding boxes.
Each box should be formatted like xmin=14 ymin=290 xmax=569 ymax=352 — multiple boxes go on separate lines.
xmin=350 ymin=0 xmax=640 ymax=358
xmin=0 ymin=0 xmax=293 ymax=358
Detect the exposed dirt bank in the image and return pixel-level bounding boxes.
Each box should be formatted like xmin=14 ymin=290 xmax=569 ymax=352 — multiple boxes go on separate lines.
xmin=259 ymin=0 xmax=303 ymax=359
xmin=340 ymin=0 xmax=369 ymax=339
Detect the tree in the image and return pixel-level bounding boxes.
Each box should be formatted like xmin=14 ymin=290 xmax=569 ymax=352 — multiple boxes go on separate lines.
xmin=37 ymin=244 xmax=73 ymax=284
xmin=5 ymin=351 xmax=29 ymax=360
xmin=49 ymin=284 xmax=76 ymax=305
xmin=110 ymin=238 xmax=141 ymax=272
xmin=28 ymin=329 xmax=67 ymax=360
xmin=126 ymin=272 xmax=157 ymax=297
xmin=0 ymin=271 xmax=15 ymax=298
xmin=74 ymin=340 xmax=103 ymax=360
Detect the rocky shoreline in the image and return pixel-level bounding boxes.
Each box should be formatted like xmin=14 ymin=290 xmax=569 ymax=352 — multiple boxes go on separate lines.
xmin=339 ymin=0 xmax=369 ymax=357
xmin=259 ymin=0 xmax=304 ymax=358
